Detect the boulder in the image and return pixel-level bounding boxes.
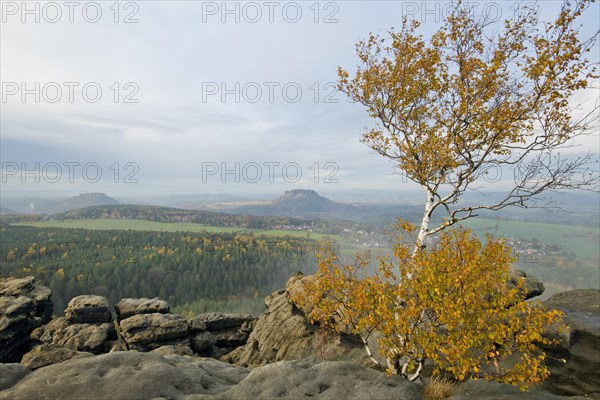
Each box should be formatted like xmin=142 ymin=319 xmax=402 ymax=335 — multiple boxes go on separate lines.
xmin=0 ymin=277 xmax=53 ymax=362
xmin=30 ymin=317 xmax=116 ymax=354
xmin=508 ymin=269 xmax=545 ymax=300
xmin=0 ymin=363 xmax=29 ymax=391
xmin=119 ymin=312 xmax=191 ymax=352
xmin=0 ymin=296 xmax=40 ymax=362
xmin=189 ymin=359 xmax=423 ymax=400
xmin=115 ymin=297 xmax=170 ymax=321
xmin=0 ymin=351 xmax=248 ymax=400
xmin=64 ymin=295 xmax=112 ymax=324
xmin=0 ymin=276 xmax=53 ymax=323
xmin=542 ymin=289 xmax=600 ymax=396
xmin=223 ymin=273 xmax=370 ymax=368
xmin=21 ymin=344 xmax=93 ymax=370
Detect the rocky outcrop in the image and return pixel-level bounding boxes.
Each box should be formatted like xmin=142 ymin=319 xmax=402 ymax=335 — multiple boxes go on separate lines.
xmin=509 ymin=269 xmax=545 ymax=300
xmin=115 ymin=297 xmax=170 ymax=321
xmin=0 ymin=352 xmax=422 ymax=400
xmin=0 ymin=296 xmax=41 ymax=362
xmin=0 ymin=277 xmax=53 ymax=362
xmin=21 ymin=343 xmax=93 ymax=370
xmin=188 ymin=313 xmax=255 ymax=357
xmin=0 ymin=276 xmax=53 ymax=323
xmin=119 ymin=313 xmax=191 ymax=352
xmin=30 ymin=317 xmax=117 ymax=354
xmin=29 ymin=294 xmax=116 ymax=354
xmin=223 ymin=273 xmax=369 ymax=368
xmin=64 ymin=295 xmax=112 ymax=324
xmin=542 ymin=289 xmax=600 ymax=397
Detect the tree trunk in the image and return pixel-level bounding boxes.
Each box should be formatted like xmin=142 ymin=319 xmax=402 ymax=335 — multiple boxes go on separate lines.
xmin=414 ymin=187 xmax=434 ymax=255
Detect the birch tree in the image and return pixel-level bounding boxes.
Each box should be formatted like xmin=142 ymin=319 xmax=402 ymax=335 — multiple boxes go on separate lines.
xmin=338 ymin=0 xmax=599 ymax=249
xmin=293 ymin=0 xmax=597 ymax=386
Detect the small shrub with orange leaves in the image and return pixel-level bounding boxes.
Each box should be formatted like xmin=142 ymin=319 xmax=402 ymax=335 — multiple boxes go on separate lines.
xmin=292 ymin=225 xmax=565 ymax=389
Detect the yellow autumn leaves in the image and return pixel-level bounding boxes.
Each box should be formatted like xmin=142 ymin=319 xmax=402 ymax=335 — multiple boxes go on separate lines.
xmin=292 ymin=225 xmax=565 ymax=389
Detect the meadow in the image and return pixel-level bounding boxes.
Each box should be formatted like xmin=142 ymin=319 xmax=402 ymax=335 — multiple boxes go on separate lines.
xmin=462 ymin=218 xmax=600 ymax=259
xmin=16 ymin=219 xmax=337 ymax=241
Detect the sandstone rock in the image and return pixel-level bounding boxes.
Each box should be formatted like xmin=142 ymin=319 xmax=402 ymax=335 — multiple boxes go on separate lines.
xmin=190 ymin=313 xmax=254 ymax=332
xmin=188 ymin=359 xmax=423 ymax=400
xmin=0 ymin=276 xmax=53 ymax=323
xmin=0 ymin=363 xmax=29 ymax=391
xmin=30 ymin=317 xmax=116 ymax=354
xmin=119 ymin=312 xmax=191 ymax=352
xmin=0 ymin=352 xmax=423 ymax=400
xmin=0 ymin=277 xmax=53 ymax=362
xmin=508 ymin=269 xmax=545 ymax=300
xmin=0 ymin=351 xmax=248 ymax=400
xmin=0 ymin=296 xmax=41 ymax=362
xmin=188 ymin=312 xmax=255 ymax=356
xmin=21 ymin=344 xmax=93 ymax=370
xmin=64 ymin=295 xmax=112 ymax=324
xmin=542 ymin=289 xmax=600 ymax=396
xmin=213 ymin=329 xmax=250 ymax=350
xmin=448 ymin=380 xmax=565 ymax=399
xmin=115 ymin=297 xmax=170 ymax=321
xmin=151 ymin=344 xmax=194 ymax=357
xmin=223 ymin=273 xmax=370 ymax=368
xmin=191 ymin=331 xmax=217 ymax=354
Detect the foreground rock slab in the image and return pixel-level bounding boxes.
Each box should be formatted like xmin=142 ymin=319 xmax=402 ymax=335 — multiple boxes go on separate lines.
xmin=188 ymin=359 xmax=423 ymax=400
xmin=0 ymin=352 xmax=422 ymax=400
xmin=0 ymin=351 xmax=247 ymax=400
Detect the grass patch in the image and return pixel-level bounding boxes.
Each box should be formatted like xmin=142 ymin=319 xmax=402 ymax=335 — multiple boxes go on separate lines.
xmin=424 ymin=376 xmax=458 ymax=400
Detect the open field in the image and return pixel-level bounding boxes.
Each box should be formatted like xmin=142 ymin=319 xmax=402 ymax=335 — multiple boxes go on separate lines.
xmin=462 ymin=218 xmax=600 ymax=259
xmin=15 ymin=219 xmax=338 ymax=241
xmin=15 ymin=216 xmax=599 ymax=259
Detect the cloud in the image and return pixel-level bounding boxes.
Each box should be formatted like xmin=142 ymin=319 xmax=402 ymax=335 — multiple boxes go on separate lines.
xmin=1 ymin=0 xmax=598 ymax=196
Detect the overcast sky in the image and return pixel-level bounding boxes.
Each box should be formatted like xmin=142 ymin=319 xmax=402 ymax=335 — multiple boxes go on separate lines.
xmin=1 ymin=0 xmax=599 ymax=197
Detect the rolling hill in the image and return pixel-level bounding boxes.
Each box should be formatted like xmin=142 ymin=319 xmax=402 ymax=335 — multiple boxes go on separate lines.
xmin=233 ymin=189 xmax=358 ymax=218
xmin=47 ymin=193 xmax=119 ymax=214
xmin=0 ymin=193 xmax=119 ymax=214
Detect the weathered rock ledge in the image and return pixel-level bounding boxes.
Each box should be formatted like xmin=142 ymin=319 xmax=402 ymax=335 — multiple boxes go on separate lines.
xmin=0 ymin=275 xmax=598 ymax=399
